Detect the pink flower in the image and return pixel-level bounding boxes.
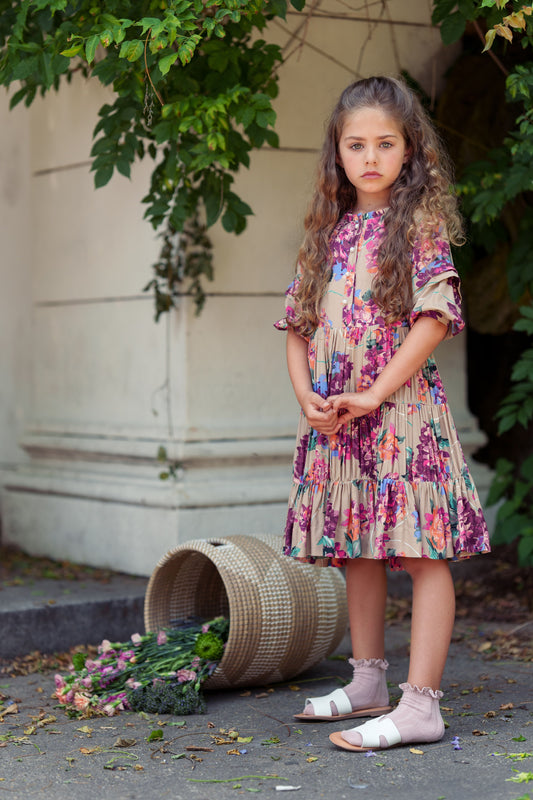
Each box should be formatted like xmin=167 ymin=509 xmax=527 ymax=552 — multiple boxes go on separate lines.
xmin=103 ymin=704 xmax=117 ymax=717
xmin=157 ymin=631 xmax=167 ymax=646
xmin=191 ymin=656 xmax=200 ymax=668
xmin=126 ymin=678 xmax=142 ymax=690
xmin=131 ymin=633 xmax=142 ymax=646
xmin=99 ymin=639 xmax=113 ymax=654
xmin=81 ymin=677 xmax=93 ymax=689
xmin=176 ymin=669 xmax=196 ymax=684
xmin=54 ymin=674 xmax=66 ymax=690
xmin=201 ymin=624 xmax=209 ymax=633
xmin=74 ymin=692 xmax=91 ymax=711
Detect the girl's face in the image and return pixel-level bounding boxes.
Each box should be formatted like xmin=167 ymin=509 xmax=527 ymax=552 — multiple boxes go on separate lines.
xmin=337 ymin=106 xmax=409 ymax=213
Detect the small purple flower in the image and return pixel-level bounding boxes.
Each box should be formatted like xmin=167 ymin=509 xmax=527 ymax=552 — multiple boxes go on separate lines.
xmin=451 ymin=736 xmax=462 ymax=751
xmin=364 ymin=750 xmax=376 ymax=757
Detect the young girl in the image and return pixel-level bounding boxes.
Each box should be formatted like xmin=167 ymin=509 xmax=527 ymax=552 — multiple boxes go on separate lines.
xmin=275 ymin=76 xmax=490 ymax=753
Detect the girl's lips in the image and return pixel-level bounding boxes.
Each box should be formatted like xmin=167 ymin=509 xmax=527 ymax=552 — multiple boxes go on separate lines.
xmin=362 ymin=171 xmax=381 ymax=177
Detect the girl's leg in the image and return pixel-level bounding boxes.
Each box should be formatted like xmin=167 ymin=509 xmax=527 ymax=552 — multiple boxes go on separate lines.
xmin=346 ymin=557 xmax=387 ymax=659
xmin=332 ymin=558 xmax=455 ymax=749
xmin=298 ymin=558 xmax=390 ymax=719
xmin=403 ymin=557 xmax=455 ymax=688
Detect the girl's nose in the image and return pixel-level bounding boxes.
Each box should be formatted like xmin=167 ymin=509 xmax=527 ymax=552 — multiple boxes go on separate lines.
xmin=365 ymin=149 xmax=377 ymax=164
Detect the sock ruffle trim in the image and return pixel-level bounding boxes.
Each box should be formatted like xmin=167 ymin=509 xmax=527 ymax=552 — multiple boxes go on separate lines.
xmin=399 ymin=682 xmax=443 ymax=700
xmin=349 ymin=658 xmax=389 ymax=671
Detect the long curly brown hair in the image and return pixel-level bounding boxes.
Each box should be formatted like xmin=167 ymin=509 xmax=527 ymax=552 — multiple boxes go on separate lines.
xmin=292 ymin=76 xmax=464 ymax=337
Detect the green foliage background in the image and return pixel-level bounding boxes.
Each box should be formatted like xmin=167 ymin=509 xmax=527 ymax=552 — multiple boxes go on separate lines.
xmin=0 ymin=0 xmax=304 ymax=316
xmin=432 ymin=0 xmax=533 ymax=564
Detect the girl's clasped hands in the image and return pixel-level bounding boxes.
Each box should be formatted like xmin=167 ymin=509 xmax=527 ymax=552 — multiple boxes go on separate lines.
xmin=301 ymin=388 xmax=382 ymax=435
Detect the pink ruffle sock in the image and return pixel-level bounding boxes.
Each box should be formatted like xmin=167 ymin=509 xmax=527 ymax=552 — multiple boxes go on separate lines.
xmin=341 ymin=682 xmax=445 ymax=747
xmin=303 ymin=658 xmax=389 ymax=716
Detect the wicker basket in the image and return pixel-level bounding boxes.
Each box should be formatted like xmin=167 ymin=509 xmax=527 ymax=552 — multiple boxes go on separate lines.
xmin=144 ymin=534 xmax=348 ymax=689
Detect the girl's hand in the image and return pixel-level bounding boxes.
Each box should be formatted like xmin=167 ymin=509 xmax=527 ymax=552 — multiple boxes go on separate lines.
xmin=301 ymin=391 xmax=340 ymax=435
xmin=328 ymin=388 xmax=382 ymax=429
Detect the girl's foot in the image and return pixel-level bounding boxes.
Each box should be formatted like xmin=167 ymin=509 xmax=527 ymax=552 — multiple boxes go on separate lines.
xmin=329 ymin=682 xmax=444 ymax=750
xmin=294 ymin=658 xmax=391 ymax=721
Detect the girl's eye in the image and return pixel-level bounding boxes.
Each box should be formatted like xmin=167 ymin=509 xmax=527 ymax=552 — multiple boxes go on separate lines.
xmin=380 ymin=142 xmax=393 ymax=148
xmin=351 ymin=143 xmax=363 ymax=150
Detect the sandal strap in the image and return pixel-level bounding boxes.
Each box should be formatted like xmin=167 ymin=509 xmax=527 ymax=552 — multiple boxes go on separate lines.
xmin=350 ymin=715 xmax=401 ymax=748
xmin=306 ymin=688 xmax=353 ymax=717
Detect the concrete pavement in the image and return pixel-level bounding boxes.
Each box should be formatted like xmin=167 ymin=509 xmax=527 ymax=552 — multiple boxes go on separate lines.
xmin=0 ymin=569 xmax=531 ymax=800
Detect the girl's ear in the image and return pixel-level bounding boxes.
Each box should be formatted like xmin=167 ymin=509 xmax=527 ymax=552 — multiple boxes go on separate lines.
xmin=403 ymin=146 xmax=412 ymax=164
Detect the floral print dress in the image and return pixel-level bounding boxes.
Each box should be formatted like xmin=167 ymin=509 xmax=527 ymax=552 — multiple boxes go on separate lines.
xmin=276 ymin=209 xmax=490 ymax=571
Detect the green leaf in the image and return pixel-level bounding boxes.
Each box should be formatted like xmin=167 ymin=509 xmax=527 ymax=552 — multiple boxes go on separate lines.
xmin=431 ymin=0 xmax=459 ymax=25
xmin=9 ymin=87 xmax=28 ymax=109
xmin=119 ymin=40 xmax=144 ymax=62
xmin=159 ymin=52 xmax=179 ymax=76
xmin=85 ymin=34 xmax=100 ymax=64
xmin=439 ymin=11 xmax=467 ymax=45
xmin=116 ymin=159 xmax=132 ymax=179
xmin=221 ymin=208 xmax=237 ymax=232
xmin=93 ymin=164 xmax=114 ymax=188
xmin=146 ymin=729 xmax=164 ymax=742
xmin=60 ymin=44 xmax=83 ymax=58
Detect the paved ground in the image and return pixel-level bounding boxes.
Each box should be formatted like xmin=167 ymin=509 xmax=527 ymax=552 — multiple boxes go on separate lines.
xmin=0 ymin=551 xmax=531 ymax=800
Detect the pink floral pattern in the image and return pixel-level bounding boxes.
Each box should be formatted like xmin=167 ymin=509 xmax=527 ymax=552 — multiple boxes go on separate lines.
xmin=276 ymin=209 xmax=490 ymax=570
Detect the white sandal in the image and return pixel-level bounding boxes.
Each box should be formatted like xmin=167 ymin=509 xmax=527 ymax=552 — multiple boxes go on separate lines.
xmin=293 ymin=689 xmax=391 ymax=722
xmin=329 ymin=715 xmax=402 ymax=750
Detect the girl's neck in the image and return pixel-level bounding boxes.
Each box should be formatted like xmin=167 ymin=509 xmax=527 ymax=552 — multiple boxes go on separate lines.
xmin=353 ymin=199 xmax=390 ymax=215
xmin=353 ymin=189 xmax=392 ymax=215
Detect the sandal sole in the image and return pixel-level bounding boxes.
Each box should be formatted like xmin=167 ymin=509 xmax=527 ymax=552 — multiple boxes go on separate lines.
xmin=329 ymin=730 xmax=402 ymax=752
xmin=293 ymin=705 xmax=392 ymax=722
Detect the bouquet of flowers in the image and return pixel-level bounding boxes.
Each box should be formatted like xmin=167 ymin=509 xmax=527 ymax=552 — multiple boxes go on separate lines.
xmin=54 ymin=616 xmax=229 ymax=717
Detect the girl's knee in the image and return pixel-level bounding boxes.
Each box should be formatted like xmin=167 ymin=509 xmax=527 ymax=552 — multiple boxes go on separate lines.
xmin=401 ymin=557 xmax=450 ymax=578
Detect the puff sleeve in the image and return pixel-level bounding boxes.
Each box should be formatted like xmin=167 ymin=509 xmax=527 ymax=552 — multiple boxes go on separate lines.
xmin=409 ymin=228 xmax=464 ymax=339
xmin=274 ymin=273 xmax=301 ymax=331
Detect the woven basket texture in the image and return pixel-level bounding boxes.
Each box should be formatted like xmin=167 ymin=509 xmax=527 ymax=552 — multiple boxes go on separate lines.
xmin=144 ymin=534 xmax=348 ymax=689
